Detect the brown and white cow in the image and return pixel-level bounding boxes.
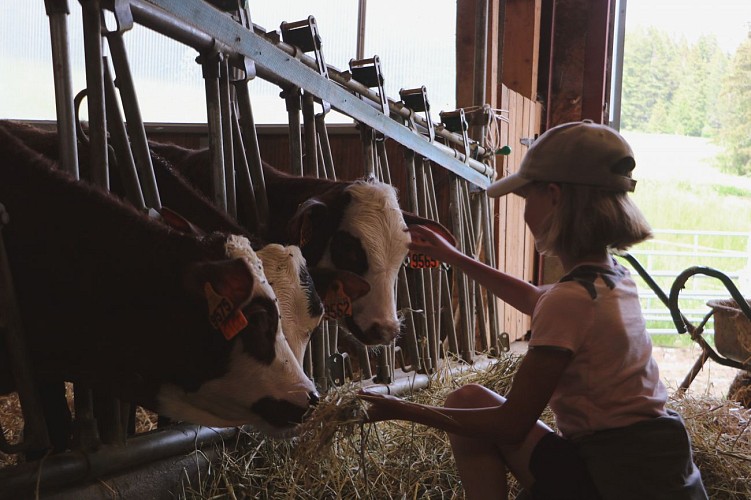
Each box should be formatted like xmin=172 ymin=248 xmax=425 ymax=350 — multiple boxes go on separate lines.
xmin=150 ymin=142 xmax=449 ymax=346
xmin=0 ymin=124 xmax=317 ymax=436
xmin=0 ymin=120 xmax=369 ymax=367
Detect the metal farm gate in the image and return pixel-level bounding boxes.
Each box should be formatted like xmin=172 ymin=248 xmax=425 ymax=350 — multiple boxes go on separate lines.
xmin=0 ymin=0 xmax=540 ymax=495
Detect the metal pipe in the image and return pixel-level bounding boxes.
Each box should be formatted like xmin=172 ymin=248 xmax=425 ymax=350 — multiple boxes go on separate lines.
xmin=0 ymin=424 xmax=238 ymax=496
xmin=234 ymin=80 xmax=269 ymax=235
xmin=610 ymin=0 xmax=627 ymax=129
xmin=302 ymin=91 xmax=319 ymax=177
xmin=284 ymin=87 xmax=304 ymax=176
xmin=219 ymin=59 xmax=236 ymax=218
xmin=109 ymin=0 xmax=493 ymax=185
xmin=200 ymin=52 xmax=227 ymax=212
xmin=231 ymin=108 xmax=260 ymax=231
xmin=45 ymin=0 xmax=80 ymax=179
xmin=106 ymin=30 xmax=162 ymax=209
xmin=80 ymin=0 xmax=109 ymax=189
xmin=103 ymin=59 xmax=146 ymax=209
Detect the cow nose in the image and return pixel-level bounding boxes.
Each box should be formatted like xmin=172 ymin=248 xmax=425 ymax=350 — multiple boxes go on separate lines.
xmin=308 ymin=391 xmax=320 ymax=406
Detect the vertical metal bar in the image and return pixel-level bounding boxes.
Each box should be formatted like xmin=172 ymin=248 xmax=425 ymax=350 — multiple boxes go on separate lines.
xmin=234 ymin=81 xmax=269 ymax=234
xmin=356 ymin=0 xmax=367 ymax=60
xmin=417 ymin=160 xmax=438 ymax=368
xmin=375 ymin=138 xmax=391 ymax=185
xmin=80 ymin=0 xmax=108 ymax=189
xmin=315 ymin=113 xmax=336 ymax=180
xmin=103 ymin=60 xmax=145 ymax=209
xmin=302 ymin=92 xmax=319 ymax=177
xmin=106 ymin=31 xmax=161 ymax=209
xmin=219 ymin=59 xmax=236 ymax=218
xmin=359 ymin=125 xmax=375 ymax=177
xmin=481 ymin=195 xmax=502 ymax=354
xmin=284 ymin=87 xmax=303 ymax=176
xmin=231 ymin=108 xmax=260 ymax=231
xmin=45 ymin=0 xmax=79 ymax=180
xmin=451 ymin=177 xmax=473 ymax=363
xmin=402 ymin=149 xmax=425 ymax=372
xmin=200 ymin=52 xmax=227 ymax=212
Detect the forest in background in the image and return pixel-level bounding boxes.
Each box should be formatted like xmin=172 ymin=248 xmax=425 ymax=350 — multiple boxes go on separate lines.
xmin=622 ymin=26 xmax=751 ymax=176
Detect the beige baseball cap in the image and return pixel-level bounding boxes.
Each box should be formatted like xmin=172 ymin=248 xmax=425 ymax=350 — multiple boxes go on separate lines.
xmin=486 ymin=120 xmax=637 ymax=198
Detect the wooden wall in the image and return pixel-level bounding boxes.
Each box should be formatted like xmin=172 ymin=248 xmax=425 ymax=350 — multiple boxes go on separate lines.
xmin=495 ymin=85 xmax=541 ymax=342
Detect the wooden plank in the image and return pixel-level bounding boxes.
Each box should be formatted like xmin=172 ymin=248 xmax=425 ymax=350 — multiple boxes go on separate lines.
xmin=455 ymin=0 xmax=478 ymax=108
xmin=502 ymin=0 xmax=541 ymax=100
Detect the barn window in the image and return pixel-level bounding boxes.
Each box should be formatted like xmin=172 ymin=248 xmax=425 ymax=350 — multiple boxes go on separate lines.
xmin=0 ymin=0 xmax=456 ymax=124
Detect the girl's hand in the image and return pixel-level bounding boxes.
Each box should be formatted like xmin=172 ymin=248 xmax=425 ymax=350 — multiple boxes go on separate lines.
xmin=357 ymin=391 xmax=410 ymax=423
xmin=406 ymin=225 xmax=461 ymax=266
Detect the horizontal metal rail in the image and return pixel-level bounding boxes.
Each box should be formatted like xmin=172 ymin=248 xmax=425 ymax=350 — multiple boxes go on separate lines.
xmin=109 ymin=0 xmax=493 ymax=187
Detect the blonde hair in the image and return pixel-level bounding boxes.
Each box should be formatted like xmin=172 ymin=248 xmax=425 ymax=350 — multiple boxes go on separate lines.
xmin=535 ymin=183 xmax=652 ymax=260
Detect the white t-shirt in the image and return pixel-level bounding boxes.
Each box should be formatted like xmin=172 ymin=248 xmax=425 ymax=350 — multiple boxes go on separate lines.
xmin=529 ymin=259 xmax=668 ymax=439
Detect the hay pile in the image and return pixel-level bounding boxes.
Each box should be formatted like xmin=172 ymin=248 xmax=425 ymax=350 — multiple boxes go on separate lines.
xmin=182 ymin=354 xmax=751 ymax=500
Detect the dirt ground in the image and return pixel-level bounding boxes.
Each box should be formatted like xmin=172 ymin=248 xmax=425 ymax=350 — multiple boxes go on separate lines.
xmin=652 ymin=344 xmax=740 ymax=398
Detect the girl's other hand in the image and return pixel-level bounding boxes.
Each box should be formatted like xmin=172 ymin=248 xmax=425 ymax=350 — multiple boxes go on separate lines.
xmin=406 ymin=225 xmax=460 ymax=265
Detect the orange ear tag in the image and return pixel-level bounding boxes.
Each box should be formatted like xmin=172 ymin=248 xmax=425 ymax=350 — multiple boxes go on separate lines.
xmin=408 ymin=251 xmax=441 ymax=269
xmin=204 ymin=282 xmax=248 ymax=340
xmin=323 ymin=280 xmax=352 ymax=320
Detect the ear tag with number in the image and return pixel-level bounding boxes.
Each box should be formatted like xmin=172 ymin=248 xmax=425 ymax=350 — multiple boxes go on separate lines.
xmin=408 ymin=251 xmax=441 ymax=269
xmin=204 ymin=282 xmax=248 ymax=340
xmin=323 ymin=280 xmax=352 ymax=320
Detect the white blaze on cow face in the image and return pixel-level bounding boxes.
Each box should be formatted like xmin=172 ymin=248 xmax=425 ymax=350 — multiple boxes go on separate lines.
xmin=256 ymin=244 xmax=324 ymax=364
xmin=319 ymin=181 xmax=410 ymax=345
xmin=157 ymin=235 xmax=317 ymax=434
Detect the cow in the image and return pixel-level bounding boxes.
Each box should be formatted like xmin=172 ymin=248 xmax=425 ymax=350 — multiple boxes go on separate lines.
xmin=0 ymin=124 xmax=318 ymax=439
xmin=0 ymin=120 xmax=370 ymax=366
xmin=149 ymin=142 xmax=452 ymax=346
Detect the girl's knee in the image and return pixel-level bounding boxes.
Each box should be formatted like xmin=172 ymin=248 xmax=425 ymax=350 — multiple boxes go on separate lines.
xmin=445 ymin=383 xmax=504 ymax=409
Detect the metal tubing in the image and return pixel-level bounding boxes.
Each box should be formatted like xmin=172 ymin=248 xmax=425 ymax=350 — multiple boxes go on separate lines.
xmin=315 ymin=113 xmax=336 ymax=180
xmin=112 ymin=0 xmax=492 ymax=185
xmin=231 ymin=108 xmax=260 ymax=231
xmin=106 ymin=31 xmax=162 ymax=209
xmin=80 ymin=0 xmax=109 ymax=189
xmin=45 ymin=0 xmax=80 ymax=179
xmin=0 ymin=424 xmax=238 ymax=496
xmin=103 ymin=60 xmax=146 ymax=209
xmin=200 ymin=52 xmax=227 ymax=212
xmin=284 ymin=87 xmax=304 ymax=176
xmin=302 ymin=91 xmax=319 ymax=177
xmin=233 ymin=80 xmax=269 ymax=234
xmin=219 ymin=59 xmax=236 ymax=218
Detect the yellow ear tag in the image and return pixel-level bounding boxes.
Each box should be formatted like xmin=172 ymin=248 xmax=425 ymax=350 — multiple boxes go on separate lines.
xmin=408 ymin=251 xmax=440 ymax=269
xmin=323 ymin=280 xmax=352 ymax=320
xmin=204 ymin=282 xmax=248 ymax=340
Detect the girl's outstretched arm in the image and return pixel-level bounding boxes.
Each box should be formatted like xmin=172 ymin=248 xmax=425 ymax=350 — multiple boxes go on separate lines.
xmin=407 ymin=225 xmax=543 ymax=315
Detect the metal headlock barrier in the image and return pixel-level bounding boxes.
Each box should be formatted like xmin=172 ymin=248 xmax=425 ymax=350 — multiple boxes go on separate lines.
xmin=1 ymin=0 xmax=509 ymax=495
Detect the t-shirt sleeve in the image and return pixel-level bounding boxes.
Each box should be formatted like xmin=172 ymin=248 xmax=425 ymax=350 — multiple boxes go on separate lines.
xmin=528 ymin=283 xmax=595 ymax=354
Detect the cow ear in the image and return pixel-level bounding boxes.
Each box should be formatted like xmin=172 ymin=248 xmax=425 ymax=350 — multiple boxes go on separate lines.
xmin=401 ymin=211 xmax=457 ymax=246
xmin=288 ymin=198 xmax=328 ymax=247
xmin=149 ymin=206 xmax=206 ymax=237
xmin=308 ymin=268 xmax=371 ymax=301
xmin=184 ymin=258 xmax=254 ymax=307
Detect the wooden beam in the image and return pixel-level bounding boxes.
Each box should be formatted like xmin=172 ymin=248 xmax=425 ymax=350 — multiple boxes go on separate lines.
xmin=501 ymin=0 xmax=541 ymax=100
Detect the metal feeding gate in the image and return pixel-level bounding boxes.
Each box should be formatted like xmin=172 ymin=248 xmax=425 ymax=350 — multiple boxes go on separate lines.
xmin=0 ymin=0 xmax=510 ymax=495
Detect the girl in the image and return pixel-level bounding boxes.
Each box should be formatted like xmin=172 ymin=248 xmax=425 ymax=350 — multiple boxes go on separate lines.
xmin=359 ymin=121 xmax=707 ymax=499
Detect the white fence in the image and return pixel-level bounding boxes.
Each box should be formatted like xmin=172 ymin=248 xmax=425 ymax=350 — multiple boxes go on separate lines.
xmin=620 ymin=229 xmax=751 ymax=335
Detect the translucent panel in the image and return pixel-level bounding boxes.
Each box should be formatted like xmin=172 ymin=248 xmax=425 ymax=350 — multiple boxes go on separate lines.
xmin=363 ymin=0 xmax=456 ymax=123
xmin=0 ymin=1 xmax=453 ymax=124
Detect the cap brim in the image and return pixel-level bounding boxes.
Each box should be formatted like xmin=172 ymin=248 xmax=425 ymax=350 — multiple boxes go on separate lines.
xmin=485 ymin=173 xmax=531 ymax=198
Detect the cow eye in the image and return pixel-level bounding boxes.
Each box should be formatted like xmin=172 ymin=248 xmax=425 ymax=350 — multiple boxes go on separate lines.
xmin=330 ymin=231 xmax=368 ymax=275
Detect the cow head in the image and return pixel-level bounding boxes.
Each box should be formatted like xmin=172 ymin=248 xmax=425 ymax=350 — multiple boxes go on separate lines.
xmin=289 ymin=181 xmax=412 ymax=345
xmin=255 ymin=243 xmax=324 ymax=363
xmin=157 ymin=236 xmax=319 ymax=436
